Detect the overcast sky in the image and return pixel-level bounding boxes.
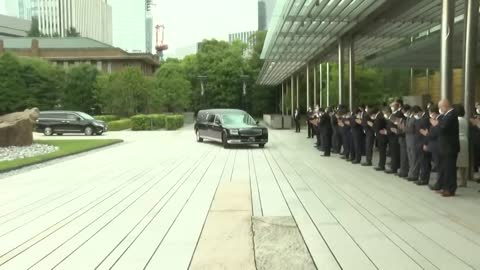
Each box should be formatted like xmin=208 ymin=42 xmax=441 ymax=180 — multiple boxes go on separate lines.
xmin=152 ymin=0 xmax=258 ymax=58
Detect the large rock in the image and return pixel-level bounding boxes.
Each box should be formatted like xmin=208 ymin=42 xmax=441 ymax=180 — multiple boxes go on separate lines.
xmin=0 ymin=108 xmax=40 ymax=147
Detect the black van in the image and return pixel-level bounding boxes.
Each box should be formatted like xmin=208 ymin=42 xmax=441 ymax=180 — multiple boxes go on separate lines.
xmin=36 ymin=111 xmax=107 ymax=136
xmin=194 ymin=109 xmax=268 ymax=148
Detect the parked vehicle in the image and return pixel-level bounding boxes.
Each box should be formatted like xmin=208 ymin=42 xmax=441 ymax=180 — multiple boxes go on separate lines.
xmin=36 ymin=111 xmax=107 ymax=136
xmin=194 ymin=109 xmax=268 ymax=148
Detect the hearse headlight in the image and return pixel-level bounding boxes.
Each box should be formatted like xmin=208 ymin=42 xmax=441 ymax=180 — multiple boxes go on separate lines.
xmin=229 ymin=129 xmax=239 ymax=135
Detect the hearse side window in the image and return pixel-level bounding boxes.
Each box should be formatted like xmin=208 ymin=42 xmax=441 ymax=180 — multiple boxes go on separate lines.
xmin=214 ymin=115 xmax=222 ymax=125
xmin=207 ymin=114 xmax=215 ymax=123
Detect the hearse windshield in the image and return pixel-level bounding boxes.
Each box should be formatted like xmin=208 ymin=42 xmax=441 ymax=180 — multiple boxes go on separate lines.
xmin=222 ymin=113 xmax=256 ymax=125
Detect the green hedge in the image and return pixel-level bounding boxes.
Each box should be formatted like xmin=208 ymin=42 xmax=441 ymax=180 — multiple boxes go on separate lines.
xmin=108 ymin=119 xmax=131 ymax=131
xmin=94 ymin=115 xmax=120 ymax=122
xmin=131 ymin=114 xmax=167 ymax=131
xmin=165 ymin=115 xmax=184 ymax=130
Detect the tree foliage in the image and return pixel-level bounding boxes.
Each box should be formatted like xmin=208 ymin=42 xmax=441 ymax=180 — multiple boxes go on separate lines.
xmin=63 ymin=65 xmax=99 ymax=114
xmin=155 ymin=61 xmax=191 ymax=112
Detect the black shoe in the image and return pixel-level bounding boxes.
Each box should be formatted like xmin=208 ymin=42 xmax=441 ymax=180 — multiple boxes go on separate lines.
xmin=416 ymin=181 xmax=428 ymax=186
xmin=352 ymin=161 xmax=360 ymax=164
xmin=429 ymin=184 xmax=441 ymax=191
xmin=362 ymin=162 xmax=373 ymax=166
xmin=322 ymin=154 xmax=331 ymax=157
xmin=374 ymin=167 xmax=385 ymax=171
xmin=385 ymin=170 xmax=395 ymax=174
xmin=340 ymin=156 xmax=347 ymax=159
xmin=398 ymin=174 xmax=408 ymax=178
xmin=406 ymin=177 xmax=417 ymax=182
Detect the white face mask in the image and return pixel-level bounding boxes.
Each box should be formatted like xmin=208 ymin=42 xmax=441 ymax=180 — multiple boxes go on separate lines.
xmin=429 ymin=114 xmax=434 ymax=119
xmin=384 ymin=114 xmax=389 ymax=119
xmin=390 ymin=107 xmax=395 ymax=112
xmin=439 ymin=108 xmax=445 ymax=115
xmin=476 ymin=108 xmax=480 ymax=114
xmin=414 ymin=115 xmax=421 ymax=120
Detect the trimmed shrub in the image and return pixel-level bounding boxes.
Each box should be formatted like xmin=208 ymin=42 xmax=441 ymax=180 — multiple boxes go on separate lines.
xmin=130 ymin=114 xmax=166 ymax=131
xmin=107 ymin=119 xmax=131 ymax=131
xmin=165 ymin=115 xmax=184 ymax=130
xmin=94 ymin=115 xmax=120 ymax=122
xmin=131 ymin=114 xmax=148 ymax=131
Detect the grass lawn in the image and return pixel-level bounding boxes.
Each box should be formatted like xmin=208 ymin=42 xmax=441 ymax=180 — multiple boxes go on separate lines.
xmin=0 ymin=139 xmax=123 ymax=173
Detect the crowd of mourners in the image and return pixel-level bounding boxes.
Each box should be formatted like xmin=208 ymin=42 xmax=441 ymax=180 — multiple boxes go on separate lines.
xmin=293 ymin=99 xmax=480 ymax=197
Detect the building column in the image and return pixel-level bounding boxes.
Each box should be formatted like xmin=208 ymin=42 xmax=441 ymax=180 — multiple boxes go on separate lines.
xmin=338 ymin=38 xmax=345 ymax=105
xmin=281 ymin=82 xmax=285 ymax=116
xmin=313 ymin=65 xmax=317 ymax=107
xmin=296 ymin=75 xmax=299 ymax=109
xmin=463 ymin=0 xmax=479 ymax=180
xmin=291 ymin=76 xmax=294 ymax=115
xmin=440 ymin=0 xmax=455 ymax=101
xmin=326 ymin=62 xmax=330 ymax=107
xmin=306 ymin=65 xmax=310 ymax=109
xmin=319 ymin=64 xmax=323 ymax=107
xmin=349 ymin=38 xmax=355 ymax=112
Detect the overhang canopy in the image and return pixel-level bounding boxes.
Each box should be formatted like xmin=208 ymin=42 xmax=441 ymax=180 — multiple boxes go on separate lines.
xmin=258 ymin=0 xmax=469 ymax=86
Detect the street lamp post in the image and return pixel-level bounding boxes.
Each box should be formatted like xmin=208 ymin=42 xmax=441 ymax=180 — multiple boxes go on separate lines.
xmin=240 ymin=75 xmax=250 ymax=111
xmin=198 ymin=75 xmax=208 ymax=109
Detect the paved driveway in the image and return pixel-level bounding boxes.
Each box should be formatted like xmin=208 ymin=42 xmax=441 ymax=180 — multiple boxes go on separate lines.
xmin=2 ymin=127 xmax=480 ymax=270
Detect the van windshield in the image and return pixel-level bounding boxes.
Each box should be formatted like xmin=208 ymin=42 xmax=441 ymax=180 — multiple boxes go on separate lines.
xmin=222 ymin=113 xmax=256 ymax=125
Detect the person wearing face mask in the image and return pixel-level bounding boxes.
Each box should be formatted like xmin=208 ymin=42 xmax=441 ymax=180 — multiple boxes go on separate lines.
xmin=319 ymin=107 xmax=333 ymax=157
xmin=294 ymin=108 xmax=301 ymax=133
xmin=332 ymin=105 xmax=344 ymax=154
xmin=373 ymin=107 xmax=390 ymax=171
xmin=420 ymin=106 xmax=440 ymax=186
xmin=306 ymin=107 xmax=314 ymax=138
xmin=385 ymin=102 xmax=402 ymax=175
xmin=471 ymin=102 xmax=480 ymax=176
xmin=396 ymin=104 xmax=410 ymax=178
xmin=351 ymin=107 xmax=365 ymax=164
xmin=404 ymin=105 xmax=418 ymax=181
xmin=362 ymin=105 xmax=376 ymax=166
xmin=432 ymin=99 xmax=459 ymax=197
xmin=415 ymin=106 xmax=431 ymax=185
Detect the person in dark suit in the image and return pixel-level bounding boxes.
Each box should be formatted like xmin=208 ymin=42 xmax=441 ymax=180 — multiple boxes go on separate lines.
xmin=331 ymin=106 xmax=342 ymax=154
xmin=432 ymin=99 xmax=460 ymax=197
xmin=386 ymin=101 xmax=403 ymax=174
xmin=351 ymin=108 xmax=364 ymax=164
xmin=415 ymin=106 xmax=432 ymax=185
xmin=320 ymin=108 xmax=333 ymax=156
xmin=294 ymin=108 xmax=301 ymax=133
xmin=362 ymin=106 xmax=376 ymax=166
xmin=373 ymin=108 xmax=388 ymax=171
xmin=421 ymin=106 xmax=443 ymax=189
xmin=306 ymin=107 xmax=314 ymax=138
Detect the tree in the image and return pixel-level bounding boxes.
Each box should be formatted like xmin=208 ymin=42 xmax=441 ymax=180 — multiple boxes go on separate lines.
xmin=155 ymin=61 xmax=192 ymax=112
xmin=27 ymin=16 xmax=42 ymax=37
xmin=97 ymin=67 xmax=154 ymax=116
xmin=63 ymin=65 xmax=99 ymax=113
xmin=66 ymin=27 xmax=80 ymax=37
xmin=0 ymin=53 xmax=27 ymax=114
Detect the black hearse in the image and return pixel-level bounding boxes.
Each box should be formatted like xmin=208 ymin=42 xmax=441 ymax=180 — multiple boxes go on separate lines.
xmin=194 ymin=109 xmax=268 ymax=148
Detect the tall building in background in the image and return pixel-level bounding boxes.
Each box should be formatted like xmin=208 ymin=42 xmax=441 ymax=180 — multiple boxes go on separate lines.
xmin=110 ymin=0 xmax=149 ymax=53
xmin=3 ymin=0 xmax=112 ymax=44
xmin=229 ymin=31 xmax=256 ymax=56
xmin=258 ymin=0 xmax=277 ymax=31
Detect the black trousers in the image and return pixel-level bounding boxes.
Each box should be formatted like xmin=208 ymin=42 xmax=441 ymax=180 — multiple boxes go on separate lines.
xmin=398 ymin=137 xmax=409 ymax=176
xmin=419 ymin=149 xmax=432 ymax=183
xmin=377 ymin=137 xmax=388 ymax=169
xmin=389 ymin=139 xmax=400 ymax=173
xmin=322 ymin=131 xmax=332 ymax=156
xmin=308 ymin=123 xmax=313 ymax=138
xmin=295 ymin=120 xmax=300 ymax=132
xmin=341 ymin=129 xmax=351 ymax=158
xmin=316 ymin=127 xmax=322 ymax=147
xmin=438 ymin=153 xmax=458 ymax=194
xmin=365 ymin=132 xmax=375 ymax=163
xmin=352 ymin=131 xmax=363 ymax=162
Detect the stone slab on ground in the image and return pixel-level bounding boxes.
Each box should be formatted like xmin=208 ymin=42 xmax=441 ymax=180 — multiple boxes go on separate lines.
xmin=253 ymin=216 xmax=317 ymax=270
xmin=189 ymin=182 xmax=255 ymax=270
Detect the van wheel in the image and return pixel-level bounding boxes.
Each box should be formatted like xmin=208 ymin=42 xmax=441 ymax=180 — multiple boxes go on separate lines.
xmin=44 ymin=127 xmax=53 ymax=136
xmin=196 ymin=130 xmax=203 ymax=142
xmin=222 ymin=132 xmax=229 ymax=149
xmin=84 ymin=126 xmax=94 ymax=136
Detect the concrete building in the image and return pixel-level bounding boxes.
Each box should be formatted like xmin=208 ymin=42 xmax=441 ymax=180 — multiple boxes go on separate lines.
xmin=109 ymin=0 xmax=148 ymax=53
xmin=228 ymin=31 xmax=257 ymax=55
xmin=0 ymin=37 xmax=160 ymax=75
xmin=258 ymin=0 xmax=277 ymax=31
xmin=0 ymin=14 xmax=30 ymax=37
xmin=3 ymin=0 xmax=112 ymax=44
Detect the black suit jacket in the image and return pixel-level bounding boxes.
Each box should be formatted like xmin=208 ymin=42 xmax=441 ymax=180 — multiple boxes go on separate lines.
xmin=427 ymin=114 xmax=443 ymax=154
xmin=437 ymin=110 xmax=460 ymax=156
xmin=415 ymin=113 xmax=430 ymax=148
xmin=320 ymin=113 xmax=332 ymax=135
xmin=373 ymin=114 xmax=387 ymax=140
